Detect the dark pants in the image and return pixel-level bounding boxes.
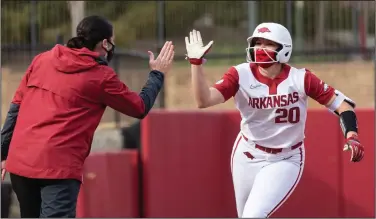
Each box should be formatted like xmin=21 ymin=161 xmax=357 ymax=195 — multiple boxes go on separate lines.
xmin=10 ymin=173 xmax=81 ymax=218
xmin=1 ymin=182 xmax=13 ymax=218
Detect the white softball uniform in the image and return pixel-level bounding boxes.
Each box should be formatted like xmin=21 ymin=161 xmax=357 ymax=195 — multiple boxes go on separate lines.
xmin=213 ymin=63 xmax=335 ymax=218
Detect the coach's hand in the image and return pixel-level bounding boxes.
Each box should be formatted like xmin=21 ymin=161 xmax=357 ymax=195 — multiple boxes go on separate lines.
xmin=343 ymin=135 xmax=364 ymax=162
xmin=185 ymin=29 xmax=213 ymax=65
xmin=1 ymin=160 xmax=6 ymax=180
xmin=148 ymin=41 xmax=175 ymax=74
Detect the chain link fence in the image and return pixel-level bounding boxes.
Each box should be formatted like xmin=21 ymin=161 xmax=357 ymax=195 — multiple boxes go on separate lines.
xmin=2 ymin=1 xmax=374 ymax=54
xmin=2 ymin=1 xmax=375 ymax=127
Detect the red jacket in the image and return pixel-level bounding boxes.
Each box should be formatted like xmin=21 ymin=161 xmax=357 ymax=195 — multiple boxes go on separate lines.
xmin=5 ymin=45 xmax=150 ymax=181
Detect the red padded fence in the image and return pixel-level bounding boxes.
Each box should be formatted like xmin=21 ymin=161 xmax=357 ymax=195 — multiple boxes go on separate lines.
xmin=141 ymin=109 xmax=375 ymax=218
xmin=77 ymin=150 xmax=140 ymax=218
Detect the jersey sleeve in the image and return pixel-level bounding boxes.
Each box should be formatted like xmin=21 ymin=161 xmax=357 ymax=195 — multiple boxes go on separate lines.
xmin=212 ymin=66 xmax=239 ymax=101
xmin=304 ymin=69 xmax=335 ymax=105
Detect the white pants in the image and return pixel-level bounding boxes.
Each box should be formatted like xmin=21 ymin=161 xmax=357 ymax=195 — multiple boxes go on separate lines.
xmin=231 ymin=133 xmax=305 ymax=218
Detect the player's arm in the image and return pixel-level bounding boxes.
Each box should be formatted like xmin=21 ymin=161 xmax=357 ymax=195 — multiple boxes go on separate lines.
xmin=191 ymin=65 xmax=224 ymax=108
xmin=324 ymin=92 xmax=363 ymax=162
xmin=325 ymin=93 xmax=357 ymax=138
xmin=185 ymin=29 xmax=238 ymax=108
xmin=305 ymin=70 xmax=364 ymax=162
xmin=191 ymin=65 xmax=239 ymax=108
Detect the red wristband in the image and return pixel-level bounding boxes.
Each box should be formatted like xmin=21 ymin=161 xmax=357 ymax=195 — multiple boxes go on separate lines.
xmin=189 ymin=58 xmax=207 ymax=65
xmin=189 ymin=58 xmax=203 ymax=65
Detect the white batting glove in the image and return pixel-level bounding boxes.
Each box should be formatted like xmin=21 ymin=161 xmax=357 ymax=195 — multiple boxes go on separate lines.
xmin=185 ymin=29 xmax=214 ymax=65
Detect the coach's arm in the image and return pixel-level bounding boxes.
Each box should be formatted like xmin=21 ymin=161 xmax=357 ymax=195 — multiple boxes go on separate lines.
xmin=1 ymin=57 xmax=35 ymax=161
xmin=1 ymin=104 xmax=20 ymax=161
xmin=1 ymin=74 xmax=28 ymax=161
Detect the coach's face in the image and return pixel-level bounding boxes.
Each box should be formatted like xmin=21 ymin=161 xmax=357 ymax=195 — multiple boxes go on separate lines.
xmin=101 ymin=32 xmax=116 ymax=62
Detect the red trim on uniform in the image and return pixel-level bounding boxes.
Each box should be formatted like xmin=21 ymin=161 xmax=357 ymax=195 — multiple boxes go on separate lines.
xmin=243 ymin=152 xmax=254 ymax=159
xmin=212 ymin=66 xmax=240 ymax=101
xmin=250 ymin=63 xmax=291 ymax=95
xmin=256 ymin=142 xmax=302 ymax=154
xmin=241 ymin=133 xmax=302 ymax=154
xmin=304 ymin=69 xmax=335 ymax=105
xmin=231 ymin=135 xmax=243 ymax=174
xmin=267 ymin=147 xmax=304 ymax=218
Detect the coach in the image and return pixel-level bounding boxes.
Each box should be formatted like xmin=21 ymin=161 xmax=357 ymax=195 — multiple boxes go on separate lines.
xmin=1 ymin=15 xmax=174 ymax=218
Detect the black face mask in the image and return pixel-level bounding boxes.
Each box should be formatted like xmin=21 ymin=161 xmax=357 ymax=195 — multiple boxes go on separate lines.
xmin=104 ymin=41 xmax=115 ymax=63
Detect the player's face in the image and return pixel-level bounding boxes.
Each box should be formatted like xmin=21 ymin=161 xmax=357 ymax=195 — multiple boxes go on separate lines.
xmin=254 ymin=38 xmax=279 ymax=51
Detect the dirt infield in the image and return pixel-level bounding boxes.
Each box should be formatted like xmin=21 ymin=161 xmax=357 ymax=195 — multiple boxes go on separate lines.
xmin=2 ymin=61 xmax=374 ymax=124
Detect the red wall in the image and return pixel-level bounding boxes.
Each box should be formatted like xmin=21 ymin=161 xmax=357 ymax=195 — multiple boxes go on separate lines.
xmin=141 ymin=109 xmax=375 ymax=218
xmin=76 ymin=109 xmax=374 ymax=218
xmin=77 ymin=150 xmax=140 ymax=218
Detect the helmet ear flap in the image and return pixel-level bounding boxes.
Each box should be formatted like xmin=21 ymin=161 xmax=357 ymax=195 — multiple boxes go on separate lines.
xmin=276 ymin=45 xmax=292 ymax=63
xmin=275 ymin=44 xmax=283 ymax=62
xmin=284 ymin=50 xmax=290 ymax=58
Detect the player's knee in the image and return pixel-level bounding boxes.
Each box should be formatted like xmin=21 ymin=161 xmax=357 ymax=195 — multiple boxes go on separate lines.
xmin=242 ymin=210 xmax=268 ymax=218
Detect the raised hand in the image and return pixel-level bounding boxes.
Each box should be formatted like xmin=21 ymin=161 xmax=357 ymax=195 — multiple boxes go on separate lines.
xmin=148 ymin=41 xmax=175 ymax=74
xmin=185 ymin=29 xmax=214 ymax=65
